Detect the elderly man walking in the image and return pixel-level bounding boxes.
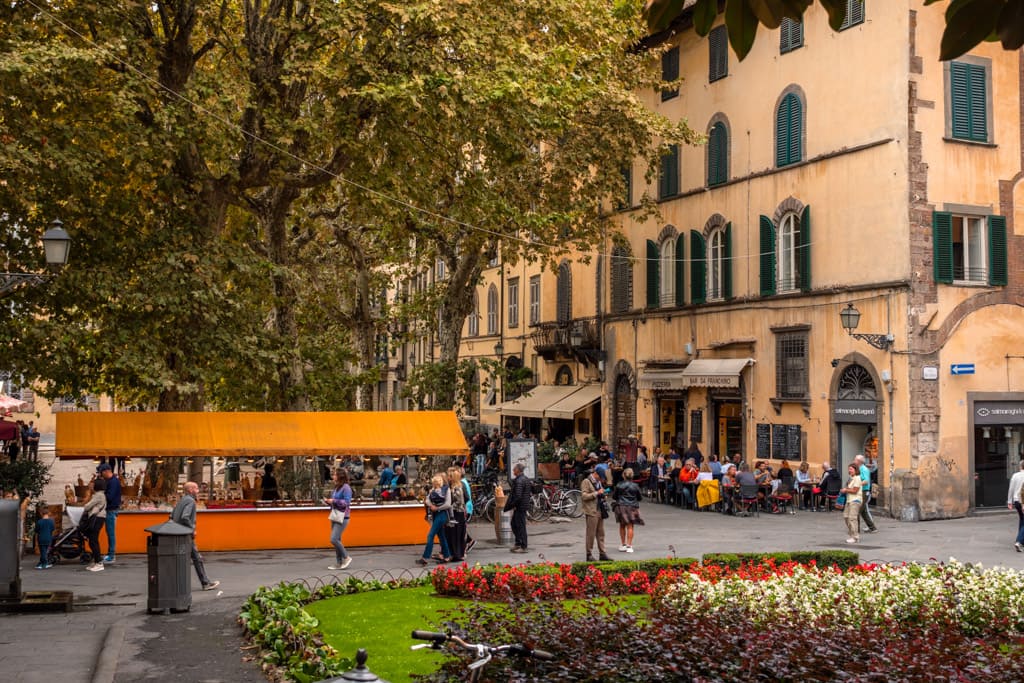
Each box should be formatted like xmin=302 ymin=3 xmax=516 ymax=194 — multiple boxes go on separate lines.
xmin=504 ymin=463 xmax=532 ymax=553
xmin=170 ymin=481 xmax=220 ymax=591
xmin=854 ymin=455 xmax=878 ymax=534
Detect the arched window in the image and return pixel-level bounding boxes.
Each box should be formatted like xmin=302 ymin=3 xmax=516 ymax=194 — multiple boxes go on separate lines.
xmin=610 ymin=245 xmax=633 ymax=314
xmin=707 ymin=223 xmax=732 ymax=300
xmin=556 ymin=261 xmax=572 ymax=324
xmin=487 ymin=285 xmax=498 ymax=334
xmin=778 ymin=212 xmax=801 ymax=292
xmin=613 ymin=374 xmax=635 ymax=449
xmin=707 ymin=121 xmax=728 ymax=186
xmin=659 ymin=238 xmax=675 ymax=307
xmin=468 ymin=291 xmax=480 ymax=337
xmin=775 ymin=92 xmax=803 ymax=167
xmin=555 ymin=365 xmax=574 ymax=386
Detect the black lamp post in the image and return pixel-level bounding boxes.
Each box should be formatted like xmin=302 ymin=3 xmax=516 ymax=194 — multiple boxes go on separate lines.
xmin=0 ymin=219 xmax=72 ymax=295
xmin=839 ymin=303 xmax=893 ymax=351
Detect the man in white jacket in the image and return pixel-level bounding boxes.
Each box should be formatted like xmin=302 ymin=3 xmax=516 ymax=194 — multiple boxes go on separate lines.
xmin=1007 ymin=460 xmax=1024 ymax=552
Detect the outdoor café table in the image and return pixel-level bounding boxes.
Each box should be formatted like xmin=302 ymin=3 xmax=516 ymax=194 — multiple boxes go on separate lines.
xmin=798 ymin=482 xmax=815 ymax=510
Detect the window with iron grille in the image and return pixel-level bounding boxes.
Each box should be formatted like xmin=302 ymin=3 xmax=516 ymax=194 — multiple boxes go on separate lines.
xmin=508 ymin=277 xmax=519 ymax=329
xmin=529 ymin=275 xmax=541 ymax=325
xmin=775 ymin=332 xmax=808 ymax=400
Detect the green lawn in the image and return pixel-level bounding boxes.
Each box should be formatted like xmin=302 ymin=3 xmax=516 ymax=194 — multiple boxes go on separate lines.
xmin=305 ymin=587 xmax=649 ymax=683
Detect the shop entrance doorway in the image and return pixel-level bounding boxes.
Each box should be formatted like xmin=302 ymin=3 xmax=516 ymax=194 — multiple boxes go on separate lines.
xmin=715 ymin=402 xmax=742 ymax=460
xmin=974 ymin=426 xmax=1020 ymax=508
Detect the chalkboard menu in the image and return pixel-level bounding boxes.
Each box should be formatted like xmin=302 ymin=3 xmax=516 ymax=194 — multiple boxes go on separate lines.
xmin=690 ymin=409 xmax=703 ymax=443
xmin=756 ymin=423 xmax=771 ymax=459
xmin=763 ymin=423 xmax=802 ymax=460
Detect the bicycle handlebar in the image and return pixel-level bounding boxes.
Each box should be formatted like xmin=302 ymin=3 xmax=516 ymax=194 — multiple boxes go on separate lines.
xmin=410 ymin=630 xmax=555 ymax=662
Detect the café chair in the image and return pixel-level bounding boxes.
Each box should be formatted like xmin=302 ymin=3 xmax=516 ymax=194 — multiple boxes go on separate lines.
xmin=770 ymin=480 xmax=796 ymax=515
xmin=737 ymin=483 xmax=760 ymax=518
xmin=823 ymin=478 xmax=843 ymax=512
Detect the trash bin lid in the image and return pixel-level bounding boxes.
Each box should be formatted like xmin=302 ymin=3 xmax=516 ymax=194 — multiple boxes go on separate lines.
xmin=144 ymin=520 xmax=195 ymax=535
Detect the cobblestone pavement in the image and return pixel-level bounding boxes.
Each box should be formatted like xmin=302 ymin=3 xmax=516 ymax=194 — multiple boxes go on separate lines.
xmin=3 ymin=493 xmax=1020 ymax=683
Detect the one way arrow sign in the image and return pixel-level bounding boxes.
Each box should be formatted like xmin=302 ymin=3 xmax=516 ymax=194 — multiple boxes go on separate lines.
xmin=951 ymin=363 xmax=975 ymax=375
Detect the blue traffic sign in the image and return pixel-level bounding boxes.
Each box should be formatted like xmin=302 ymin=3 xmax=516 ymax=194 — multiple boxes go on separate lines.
xmin=951 ymin=364 xmax=975 ymax=376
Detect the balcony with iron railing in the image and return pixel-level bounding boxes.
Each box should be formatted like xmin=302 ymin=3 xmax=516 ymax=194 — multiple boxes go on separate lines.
xmin=529 ymin=316 xmax=604 ymax=366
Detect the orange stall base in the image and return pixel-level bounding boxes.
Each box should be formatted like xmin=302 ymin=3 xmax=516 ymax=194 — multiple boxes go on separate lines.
xmin=105 ymin=504 xmax=428 ymax=554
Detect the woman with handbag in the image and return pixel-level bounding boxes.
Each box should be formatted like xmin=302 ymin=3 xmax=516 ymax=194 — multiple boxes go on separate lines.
xmin=324 ymin=468 xmax=353 ymax=570
xmin=82 ymin=478 xmax=107 ymax=572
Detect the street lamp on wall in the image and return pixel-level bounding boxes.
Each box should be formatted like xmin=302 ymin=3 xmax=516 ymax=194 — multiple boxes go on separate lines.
xmin=1 ymin=219 xmax=72 ymax=295
xmin=839 ymin=303 xmax=894 ymax=351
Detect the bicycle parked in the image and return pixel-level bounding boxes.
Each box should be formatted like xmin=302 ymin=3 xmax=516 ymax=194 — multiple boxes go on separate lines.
xmin=411 ymin=629 xmax=554 ymax=682
xmin=529 ymin=480 xmax=583 ymax=520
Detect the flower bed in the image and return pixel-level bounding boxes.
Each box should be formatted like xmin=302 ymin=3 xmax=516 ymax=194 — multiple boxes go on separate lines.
xmin=655 ymin=559 xmax=1024 ymax=638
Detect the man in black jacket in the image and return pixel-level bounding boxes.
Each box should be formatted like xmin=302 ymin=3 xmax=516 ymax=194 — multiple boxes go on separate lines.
xmin=504 ymin=463 xmax=532 ymax=553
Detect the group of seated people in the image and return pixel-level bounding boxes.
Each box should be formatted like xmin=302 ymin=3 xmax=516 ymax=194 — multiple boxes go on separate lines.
xmin=646 ymin=453 xmax=850 ymax=515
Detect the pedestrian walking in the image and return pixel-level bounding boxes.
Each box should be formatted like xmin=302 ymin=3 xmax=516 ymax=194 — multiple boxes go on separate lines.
xmin=325 ymin=468 xmax=353 ymax=570
xmin=170 ymin=481 xmax=220 ymax=591
xmin=418 ymin=474 xmax=452 ymax=565
xmin=98 ymin=464 xmax=121 ymax=563
xmin=842 ymin=464 xmax=864 ymax=544
xmin=504 ymin=462 xmax=531 ymax=553
xmin=854 ymin=454 xmax=878 ymax=533
xmin=445 ymin=466 xmax=467 ymax=562
xmin=613 ymin=467 xmax=644 ymax=553
xmin=1007 ymin=460 xmax=1024 ymax=552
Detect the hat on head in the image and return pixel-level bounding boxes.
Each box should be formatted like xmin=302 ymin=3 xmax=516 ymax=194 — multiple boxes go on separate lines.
xmin=584 ymin=452 xmax=599 ymax=464
xmin=97 ymin=464 xmax=112 ymax=473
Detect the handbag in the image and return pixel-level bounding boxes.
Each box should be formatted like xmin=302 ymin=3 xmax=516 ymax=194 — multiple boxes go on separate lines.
xmin=598 ymin=498 xmax=610 ymax=519
xmin=328 ymin=507 xmax=345 ymax=523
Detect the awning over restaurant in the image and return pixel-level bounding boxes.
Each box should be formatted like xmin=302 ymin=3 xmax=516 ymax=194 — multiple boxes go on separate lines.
xmin=494 ymin=384 xmax=580 ymax=418
xmin=637 ymin=368 xmax=687 ymax=391
xmin=680 ymin=358 xmax=754 ymax=388
xmin=55 ymin=411 xmax=469 ymax=459
xmin=544 ymin=384 xmax=603 ymax=420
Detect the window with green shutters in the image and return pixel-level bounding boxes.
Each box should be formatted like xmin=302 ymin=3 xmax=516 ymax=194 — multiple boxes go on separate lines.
xmin=556 ymin=261 xmax=572 ymax=323
xmin=709 ymin=26 xmax=728 ymax=83
xmin=707 ymin=122 xmax=728 ymax=187
xmin=932 ymin=211 xmax=1007 ymax=285
xmin=759 ymin=215 xmax=776 ymax=296
xmin=723 ymin=223 xmax=733 ymax=299
xmin=659 ymin=144 xmax=680 ymax=199
xmin=675 ymin=234 xmax=687 ymax=306
xmin=659 ymin=237 xmax=676 ymax=306
xmin=661 ymin=46 xmax=680 ymax=101
xmin=949 ymin=61 xmax=989 ymax=143
xmin=839 ymin=0 xmax=864 ymax=30
xmin=646 ymin=239 xmax=660 ymax=307
xmin=610 ymin=245 xmax=633 ymax=314
xmin=799 ymin=205 xmax=812 ymax=292
xmin=780 ymin=18 xmax=803 ymax=54
xmin=775 ymin=93 xmax=803 ymax=167
xmin=690 ymin=231 xmax=707 ymax=305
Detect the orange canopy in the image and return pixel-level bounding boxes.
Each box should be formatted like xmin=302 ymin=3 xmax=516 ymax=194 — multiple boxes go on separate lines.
xmin=56 ymin=411 xmax=469 ymax=459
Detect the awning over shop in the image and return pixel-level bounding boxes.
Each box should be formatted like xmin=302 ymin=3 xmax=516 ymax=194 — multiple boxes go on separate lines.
xmin=55 ymin=411 xmax=469 ymax=459
xmin=544 ymin=384 xmax=603 ymax=420
xmin=494 ymin=384 xmax=580 ymax=418
xmin=638 ymin=368 xmax=688 ymax=391
xmin=680 ymin=358 xmax=754 ymax=388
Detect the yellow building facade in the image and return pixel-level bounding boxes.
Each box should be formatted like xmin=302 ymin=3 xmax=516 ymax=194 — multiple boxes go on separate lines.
xmin=404 ymin=2 xmax=1024 ymax=520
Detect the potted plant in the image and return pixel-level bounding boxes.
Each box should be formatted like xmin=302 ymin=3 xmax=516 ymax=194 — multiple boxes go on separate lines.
xmin=536 ymin=440 xmax=561 ymax=481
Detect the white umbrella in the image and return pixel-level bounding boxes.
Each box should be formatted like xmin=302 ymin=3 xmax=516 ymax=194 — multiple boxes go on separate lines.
xmin=0 ymin=394 xmax=29 ymax=412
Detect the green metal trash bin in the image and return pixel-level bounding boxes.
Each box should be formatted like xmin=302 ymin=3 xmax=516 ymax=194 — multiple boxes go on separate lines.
xmin=145 ymin=519 xmax=193 ymax=614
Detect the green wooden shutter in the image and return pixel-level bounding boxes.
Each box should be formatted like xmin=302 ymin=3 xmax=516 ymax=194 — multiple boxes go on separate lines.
xmin=988 ymin=215 xmax=1007 ymax=286
xmin=707 ymin=123 xmax=727 ymax=186
xmin=780 ymin=18 xmax=803 ymax=53
xmin=760 ymin=215 xmax=776 ymax=296
xmin=659 ymin=145 xmax=679 ymax=199
xmin=951 ymin=62 xmax=988 ymax=142
xmin=709 ymin=26 xmax=728 ymax=82
xmin=799 ymin=205 xmax=812 ymax=292
xmin=675 ymin=234 xmax=686 ymax=306
xmin=723 ymin=222 xmax=733 ymax=299
xmin=691 ymin=231 xmax=707 ymax=305
xmin=776 ymin=95 xmax=801 ymax=167
xmin=661 ymin=46 xmax=679 ymax=101
xmin=646 ymin=239 xmax=659 ymax=307
xmin=932 ymin=211 xmax=954 ymax=284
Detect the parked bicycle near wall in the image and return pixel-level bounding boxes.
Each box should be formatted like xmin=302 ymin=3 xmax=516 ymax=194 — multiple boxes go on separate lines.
xmin=411 ymin=630 xmax=555 ymax=682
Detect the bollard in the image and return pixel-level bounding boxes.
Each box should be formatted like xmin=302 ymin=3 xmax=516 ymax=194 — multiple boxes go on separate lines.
xmin=314 ymin=649 xmax=390 ymax=683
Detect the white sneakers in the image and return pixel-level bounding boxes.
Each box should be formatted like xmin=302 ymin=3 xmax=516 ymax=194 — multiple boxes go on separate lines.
xmin=86 ymin=563 xmax=104 ymax=572
xmin=846 ymin=537 xmax=858 ymax=544
xmin=340 ymin=557 xmax=352 ymax=569
xmin=625 ymin=546 xmax=634 ymax=553
xmin=618 ymin=545 xmax=628 ymax=552
xmin=202 ymin=580 xmax=220 ymax=591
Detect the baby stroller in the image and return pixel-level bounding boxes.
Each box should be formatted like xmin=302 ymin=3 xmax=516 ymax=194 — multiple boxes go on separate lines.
xmin=46 ymin=506 xmax=88 ymax=565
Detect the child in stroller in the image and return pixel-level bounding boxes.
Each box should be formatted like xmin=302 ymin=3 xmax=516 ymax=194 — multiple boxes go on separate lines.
xmin=45 ymin=506 xmax=88 ymax=566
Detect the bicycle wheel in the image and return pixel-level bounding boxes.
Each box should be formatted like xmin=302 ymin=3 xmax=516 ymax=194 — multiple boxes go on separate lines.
xmin=481 ymin=496 xmax=496 ymax=523
xmin=527 ymin=493 xmax=548 ymax=522
xmin=555 ymin=489 xmax=583 ymax=518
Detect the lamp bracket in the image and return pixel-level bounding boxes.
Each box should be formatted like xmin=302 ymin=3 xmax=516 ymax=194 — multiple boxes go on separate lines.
xmin=0 ymin=272 xmax=52 ymax=295
xmin=849 ymin=332 xmax=894 ymax=351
